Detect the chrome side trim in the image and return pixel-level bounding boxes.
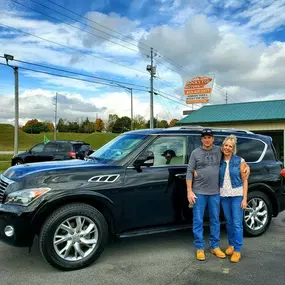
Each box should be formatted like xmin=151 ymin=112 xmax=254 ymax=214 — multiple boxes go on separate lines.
xmin=88 ymin=174 xmax=120 ymax=183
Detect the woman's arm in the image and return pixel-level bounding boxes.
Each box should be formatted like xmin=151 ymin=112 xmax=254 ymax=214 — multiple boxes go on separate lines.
xmin=240 ymin=162 xmax=248 ymax=209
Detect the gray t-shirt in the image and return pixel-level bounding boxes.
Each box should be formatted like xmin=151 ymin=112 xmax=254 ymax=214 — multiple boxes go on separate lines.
xmin=186 ymin=145 xmax=222 ymax=195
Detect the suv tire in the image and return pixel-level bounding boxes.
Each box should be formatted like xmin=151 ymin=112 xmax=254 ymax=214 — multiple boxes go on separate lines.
xmin=243 ymin=191 xmax=272 ymax=237
xmin=39 ymin=203 xmax=108 ymax=271
xmin=14 ymin=159 xmax=23 ymax=165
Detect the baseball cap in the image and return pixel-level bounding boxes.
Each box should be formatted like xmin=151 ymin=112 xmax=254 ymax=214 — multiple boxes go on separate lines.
xmin=201 ymin=128 xmax=213 ymax=137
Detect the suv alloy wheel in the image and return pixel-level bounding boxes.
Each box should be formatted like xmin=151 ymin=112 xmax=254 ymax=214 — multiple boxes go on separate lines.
xmin=39 ymin=203 xmax=108 ymax=270
xmin=243 ymin=191 xmax=273 ymax=237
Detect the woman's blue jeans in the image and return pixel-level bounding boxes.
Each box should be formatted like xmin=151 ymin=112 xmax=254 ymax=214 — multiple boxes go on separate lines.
xmin=221 ymin=196 xmax=243 ymax=252
xmin=192 ymin=193 xmax=221 ymax=250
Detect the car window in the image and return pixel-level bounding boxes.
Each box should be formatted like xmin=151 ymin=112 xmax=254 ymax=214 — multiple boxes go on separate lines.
xmin=187 ymin=135 xmax=203 ymax=154
xmin=57 ymin=143 xmax=72 ymax=152
xmin=31 ymin=143 xmax=45 ymax=153
xmin=44 ymin=143 xmax=58 ymax=152
xmin=73 ymin=144 xmax=90 ymax=152
xmin=214 ymin=135 xmax=266 ymax=162
xmin=144 ymin=136 xmax=187 ymax=166
xmin=90 ymin=134 xmax=147 ymax=162
xmin=236 ymin=138 xmax=266 ymax=162
xmin=80 ymin=145 xmax=91 ymax=152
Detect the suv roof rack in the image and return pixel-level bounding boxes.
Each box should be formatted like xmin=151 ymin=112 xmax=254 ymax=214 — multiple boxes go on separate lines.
xmin=169 ymin=125 xmax=254 ymax=134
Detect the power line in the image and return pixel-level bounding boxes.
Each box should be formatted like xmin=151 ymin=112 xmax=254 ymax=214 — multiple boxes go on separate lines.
xmin=11 ymin=0 xmax=200 ymax=86
xmin=0 ymin=55 xmax=149 ymax=90
xmin=0 ymin=22 xmax=149 ymax=75
xmin=0 ymin=62 xmax=149 ymax=92
xmin=13 ymin=0 xmax=147 ymax=56
xmin=0 ymin=61 xmax=189 ymax=107
xmin=47 ymin=0 xmax=152 ymax=52
xmin=45 ymin=0 xmax=196 ymax=78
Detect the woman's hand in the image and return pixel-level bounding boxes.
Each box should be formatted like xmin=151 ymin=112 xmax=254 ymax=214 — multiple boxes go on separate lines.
xmin=241 ymin=198 xmax=247 ymax=209
xmin=193 ymin=170 xmax=198 ymax=177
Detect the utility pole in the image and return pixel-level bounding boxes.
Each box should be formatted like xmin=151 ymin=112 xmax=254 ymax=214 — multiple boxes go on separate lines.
xmin=225 ymin=91 xmax=228 ymax=104
xmin=130 ymin=88 xmax=133 ymax=130
xmin=4 ymin=54 xmax=19 ymax=155
xmin=112 ymin=83 xmax=134 ymax=130
xmin=146 ymin=48 xmax=156 ymax=129
xmin=54 ymin=93 xmax=58 ymax=140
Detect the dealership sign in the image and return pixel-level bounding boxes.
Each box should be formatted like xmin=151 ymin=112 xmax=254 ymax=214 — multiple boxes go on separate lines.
xmin=184 ymin=76 xmax=214 ymax=104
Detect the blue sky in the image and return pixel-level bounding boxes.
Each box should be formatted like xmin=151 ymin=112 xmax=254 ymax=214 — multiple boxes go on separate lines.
xmin=1 ymin=0 xmax=285 ymax=125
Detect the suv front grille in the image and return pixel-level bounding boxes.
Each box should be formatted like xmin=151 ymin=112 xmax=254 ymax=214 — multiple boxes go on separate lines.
xmin=0 ymin=175 xmax=13 ymax=204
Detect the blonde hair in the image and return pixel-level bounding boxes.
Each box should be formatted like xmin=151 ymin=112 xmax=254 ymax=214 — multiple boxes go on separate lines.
xmin=222 ymin=135 xmax=237 ymax=154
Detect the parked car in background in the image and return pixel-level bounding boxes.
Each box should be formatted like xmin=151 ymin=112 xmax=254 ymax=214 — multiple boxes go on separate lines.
xmin=11 ymin=140 xmax=94 ymax=165
xmin=1 ymin=127 xmax=285 ymax=270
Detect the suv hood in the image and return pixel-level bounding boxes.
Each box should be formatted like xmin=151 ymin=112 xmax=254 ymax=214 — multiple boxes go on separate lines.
xmin=3 ymin=159 xmax=105 ymax=180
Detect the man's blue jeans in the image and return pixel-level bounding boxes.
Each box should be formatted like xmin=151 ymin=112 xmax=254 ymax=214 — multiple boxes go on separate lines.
xmin=192 ymin=193 xmax=220 ymax=249
xmin=221 ymin=196 xmax=243 ymax=252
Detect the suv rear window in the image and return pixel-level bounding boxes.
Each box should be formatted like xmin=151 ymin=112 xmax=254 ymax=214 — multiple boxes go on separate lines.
xmin=73 ymin=144 xmax=88 ymax=152
xmin=214 ymin=135 xmax=266 ymax=162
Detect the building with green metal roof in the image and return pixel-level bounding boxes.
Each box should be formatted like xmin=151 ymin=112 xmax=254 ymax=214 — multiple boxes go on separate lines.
xmin=177 ymin=99 xmax=285 ymax=164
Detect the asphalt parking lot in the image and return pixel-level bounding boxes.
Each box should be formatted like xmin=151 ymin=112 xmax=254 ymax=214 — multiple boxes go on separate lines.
xmin=1 ymin=211 xmax=285 ymax=285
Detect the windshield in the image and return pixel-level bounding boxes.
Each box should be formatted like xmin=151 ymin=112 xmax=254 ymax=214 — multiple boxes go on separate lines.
xmin=89 ymin=134 xmax=147 ymax=163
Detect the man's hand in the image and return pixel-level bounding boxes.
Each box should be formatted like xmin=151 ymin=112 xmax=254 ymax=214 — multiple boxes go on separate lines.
xmin=187 ymin=191 xmax=197 ymax=205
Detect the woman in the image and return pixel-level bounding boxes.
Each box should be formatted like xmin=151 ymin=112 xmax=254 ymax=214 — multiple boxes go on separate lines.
xmin=220 ymin=135 xmax=248 ymax=263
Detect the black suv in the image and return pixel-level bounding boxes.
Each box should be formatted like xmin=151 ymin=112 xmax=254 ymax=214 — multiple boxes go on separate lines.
xmin=11 ymin=140 xmax=94 ymax=165
xmin=1 ymin=127 xmax=285 ymax=270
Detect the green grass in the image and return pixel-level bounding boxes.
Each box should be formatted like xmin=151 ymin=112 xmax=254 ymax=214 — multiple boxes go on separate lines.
xmin=0 ymin=154 xmax=13 ymax=161
xmin=0 ymin=124 xmax=38 ymax=151
xmin=0 ymin=161 xmax=10 ymax=173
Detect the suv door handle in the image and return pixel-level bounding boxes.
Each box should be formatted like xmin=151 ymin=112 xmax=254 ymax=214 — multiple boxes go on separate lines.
xmin=175 ymin=174 xmax=186 ymax=178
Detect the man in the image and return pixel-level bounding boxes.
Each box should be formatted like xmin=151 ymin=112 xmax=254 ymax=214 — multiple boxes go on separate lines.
xmin=186 ymin=128 xmax=227 ymax=261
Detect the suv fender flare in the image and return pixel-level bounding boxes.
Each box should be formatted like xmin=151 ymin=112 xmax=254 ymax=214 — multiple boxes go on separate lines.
xmin=31 ymin=191 xmax=117 ymax=235
xmin=248 ymin=182 xmax=279 ymax=216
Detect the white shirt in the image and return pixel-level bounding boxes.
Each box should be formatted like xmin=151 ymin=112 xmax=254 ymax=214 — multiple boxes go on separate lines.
xmin=220 ymin=159 xmax=244 ymax=197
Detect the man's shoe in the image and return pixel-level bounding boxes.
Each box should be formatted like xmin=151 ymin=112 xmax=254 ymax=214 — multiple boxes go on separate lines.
xmin=196 ymin=250 xmax=206 ymax=261
xmin=211 ymin=248 xmax=226 ymax=259
xmin=230 ymin=252 xmax=241 ymax=263
xmin=225 ymin=246 xmax=234 ymax=256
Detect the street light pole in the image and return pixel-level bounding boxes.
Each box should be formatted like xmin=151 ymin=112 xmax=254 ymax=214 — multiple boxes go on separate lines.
xmin=4 ymin=54 xmax=19 ymax=155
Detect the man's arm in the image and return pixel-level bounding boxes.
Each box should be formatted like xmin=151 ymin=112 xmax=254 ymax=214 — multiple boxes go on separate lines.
xmin=186 ymin=152 xmax=197 ymax=204
xmin=243 ymin=162 xmax=250 ymax=179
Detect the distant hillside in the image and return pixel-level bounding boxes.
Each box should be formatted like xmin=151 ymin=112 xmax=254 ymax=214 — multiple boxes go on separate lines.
xmin=0 ymin=125 xmax=119 ymax=151
xmin=31 ymin=132 xmax=118 ymax=149
xmin=0 ymin=124 xmax=38 ymax=151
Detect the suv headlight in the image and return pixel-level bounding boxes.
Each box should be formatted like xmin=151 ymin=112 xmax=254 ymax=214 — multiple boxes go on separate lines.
xmin=5 ymin=188 xmax=51 ymax=206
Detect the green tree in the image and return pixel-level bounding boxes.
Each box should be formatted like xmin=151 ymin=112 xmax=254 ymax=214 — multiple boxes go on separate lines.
xmin=112 ymin=116 xmax=131 ymax=133
xmin=133 ymin=115 xmax=146 ymax=130
xmin=158 ymin=120 xmax=169 ymax=128
xmin=145 ymin=118 xmax=158 ymax=128
xmin=57 ymin=118 xmax=67 ymax=132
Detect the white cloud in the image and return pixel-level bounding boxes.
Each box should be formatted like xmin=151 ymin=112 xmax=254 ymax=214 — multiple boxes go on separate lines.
xmin=1 ymin=0 xmax=285 ymax=127
xmin=0 ymin=88 xmax=185 ymax=126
